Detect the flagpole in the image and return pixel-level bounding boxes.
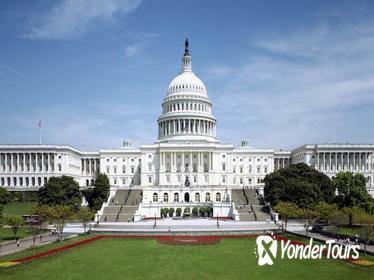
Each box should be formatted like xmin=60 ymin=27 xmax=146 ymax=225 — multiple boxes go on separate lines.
xmin=38 ymin=121 xmax=42 ymax=145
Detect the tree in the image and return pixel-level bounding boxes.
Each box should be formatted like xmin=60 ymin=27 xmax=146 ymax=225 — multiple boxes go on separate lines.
xmin=355 ymin=211 xmax=374 ymax=255
xmin=274 ymin=202 xmax=300 ymax=231
xmin=5 ymin=216 xmax=25 ymax=240
xmin=169 ymin=208 xmax=175 ymax=217
xmin=297 ymin=208 xmax=318 ymax=236
xmin=264 ymin=163 xmax=334 ymax=209
xmin=37 ymin=176 xmax=81 ymax=212
xmin=77 ymin=208 xmax=94 ymax=235
xmin=25 ymin=215 xmax=43 ymax=249
xmin=0 ymin=187 xmax=11 ymax=204
xmin=89 ymin=173 xmax=110 ymax=212
xmin=315 ymin=202 xmax=339 ymax=225
xmin=333 ymin=172 xmax=372 ymax=213
xmin=47 ymin=205 xmax=74 ymax=241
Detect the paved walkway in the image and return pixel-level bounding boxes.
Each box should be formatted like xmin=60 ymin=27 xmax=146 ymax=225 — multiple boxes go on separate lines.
xmin=288 ymin=228 xmax=374 ymax=254
xmin=0 ymin=232 xmax=71 ymax=258
xmin=64 ymin=219 xmax=289 ymax=234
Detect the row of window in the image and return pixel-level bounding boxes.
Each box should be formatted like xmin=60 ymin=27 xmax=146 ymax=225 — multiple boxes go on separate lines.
xmin=106 ymin=165 xmax=137 ymax=174
xmin=163 ymin=102 xmax=209 ymax=113
xmin=152 ymin=192 xmax=221 ymax=203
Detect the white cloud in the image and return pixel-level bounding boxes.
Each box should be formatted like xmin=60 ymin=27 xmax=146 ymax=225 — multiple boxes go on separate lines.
xmin=24 ymin=0 xmax=142 ymax=39
xmin=207 ymin=19 xmax=374 ymax=149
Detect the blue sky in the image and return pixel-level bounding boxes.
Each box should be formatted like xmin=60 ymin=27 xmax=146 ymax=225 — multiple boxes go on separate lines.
xmin=0 ymin=0 xmax=373 ymax=150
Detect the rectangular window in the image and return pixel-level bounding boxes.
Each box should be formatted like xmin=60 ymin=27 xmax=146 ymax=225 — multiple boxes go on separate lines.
xmin=113 ymin=167 xmax=117 ymax=174
xmin=222 ymin=164 xmax=226 ymax=171
xmin=148 ymin=176 xmax=152 ymax=183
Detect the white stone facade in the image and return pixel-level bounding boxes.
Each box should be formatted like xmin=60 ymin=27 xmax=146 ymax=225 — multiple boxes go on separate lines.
xmin=291 ymin=144 xmax=374 ymax=195
xmin=0 ymin=41 xmax=373 ymax=219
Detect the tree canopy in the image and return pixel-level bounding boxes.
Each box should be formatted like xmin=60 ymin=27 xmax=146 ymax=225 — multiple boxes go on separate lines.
xmin=264 ymin=163 xmax=335 ymax=209
xmin=37 ymin=176 xmax=81 ymax=212
xmin=0 ymin=187 xmax=11 ymax=204
xmin=332 ymin=172 xmax=373 ymax=213
xmin=88 ymin=173 xmax=110 ymax=212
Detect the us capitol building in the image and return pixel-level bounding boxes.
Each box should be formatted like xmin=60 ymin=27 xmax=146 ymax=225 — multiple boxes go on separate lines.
xmin=0 ymin=41 xmax=373 ymax=221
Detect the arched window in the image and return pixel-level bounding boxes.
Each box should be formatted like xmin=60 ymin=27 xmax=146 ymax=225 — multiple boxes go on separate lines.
xmin=205 ymin=192 xmax=210 ymax=202
xmin=86 ymin=179 xmax=89 ymax=186
xmin=153 ymin=193 xmax=158 ymax=202
xmin=216 ymin=192 xmax=221 ymax=202
xmin=174 ymin=192 xmax=179 ymax=202
xmin=164 ymin=193 xmax=169 ymax=202
xmin=195 ymin=193 xmax=200 ymax=202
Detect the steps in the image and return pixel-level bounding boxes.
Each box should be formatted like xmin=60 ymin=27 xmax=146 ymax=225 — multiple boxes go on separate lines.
xmin=100 ymin=189 xmax=142 ymax=222
xmin=232 ymin=188 xmax=271 ymax=222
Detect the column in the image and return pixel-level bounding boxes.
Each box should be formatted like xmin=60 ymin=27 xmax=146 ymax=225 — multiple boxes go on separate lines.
xmin=353 ymin=153 xmax=356 ymax=171
xmin=11 ymin=153 xmax=14 ymax=172
xmin=190 ymin=152 xmax=192 ymax=172
xmin=181 ymin=152 xmax=185 ymax=172
xmin=329 ymin=153 xmax=332 ymax=171
xmin=335 ymin=153 xmax=337 ymax=171
xmin=16 ymin=153 xmax=19 ymax=172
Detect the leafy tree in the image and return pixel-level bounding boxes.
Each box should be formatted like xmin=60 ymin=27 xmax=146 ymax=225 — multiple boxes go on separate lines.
xmin=5 ymin=216 xmax=25 ymax=240
xmin=315 ymin=202 xmax=339 ymax=225
xmin=47 ymin=205 xmax=74 ymax=241
xmin=89 ymin=173 xmax=110 ymax=212
xmin=0 ymin=187 xmax=11 ymax=204
xmin=169 ymin=208 xmax=175 ymax=217
xmin=37 ymin=176 xmax=81 ymax=212
xmin=274 ymin=202 xmax=300 ymax=231
xmin=333 ymin=172 xmax=372 ymax=213
xmin=176 ymin=208 xmax=182 ymax=217
xmin=355 ymin=211 xmax=374 ymax=255
xmin=77 ymin=207 xmax=94 ymax=235
xmin=297 ymin=208 xmax=318 ymax=236
xmin=264 ymin=163 xmax=334 ymax=209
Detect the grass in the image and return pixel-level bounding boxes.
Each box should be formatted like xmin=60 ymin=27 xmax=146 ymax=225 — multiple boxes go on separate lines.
xmin=0 ymin=228 xmax=36 ymax=243
xmin=2 ymin=202 xmax=37 ymax=216
xmin=0 ymin=202 xmax=39 ymax=243
xmin=0 ymin=236 xmax=373 ymax=280
xmin=335 ymin=227 xmax=363 ymax=238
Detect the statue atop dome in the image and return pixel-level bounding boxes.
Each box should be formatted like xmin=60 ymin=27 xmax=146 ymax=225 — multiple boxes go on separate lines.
xmin=184 ymin=38 xmax=190 ymax=56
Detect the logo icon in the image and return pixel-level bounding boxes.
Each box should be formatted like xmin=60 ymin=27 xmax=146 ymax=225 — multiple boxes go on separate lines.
xmin=256 ymin=235 xmax=277 ymax=266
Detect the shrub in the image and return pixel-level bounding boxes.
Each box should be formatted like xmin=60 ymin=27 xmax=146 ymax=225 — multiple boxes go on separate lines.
xmin=176 ymin=208 xmax=182 ymax=217
xmin=169 ymin=208 xmax=175 ymax=217
xmin=192 ymin=206 xmax=199 ymax=216
xmin=183 ymin=207 xmax=191 ymax=215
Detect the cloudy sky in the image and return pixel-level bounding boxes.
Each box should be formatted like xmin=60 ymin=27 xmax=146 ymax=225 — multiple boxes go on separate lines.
xmin=0 ymin=0 xmax=373 ymax=150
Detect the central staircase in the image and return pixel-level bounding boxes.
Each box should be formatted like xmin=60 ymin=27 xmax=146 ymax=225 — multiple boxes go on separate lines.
xmin=231 ymin=188 xmax=271 ymax=222
xmin=100 ymin=189 xmax=142 ymax=222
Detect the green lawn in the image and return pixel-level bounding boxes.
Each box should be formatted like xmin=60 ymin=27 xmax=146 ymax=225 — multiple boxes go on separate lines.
xmin=0 ymin=237 xmax=372 ymax=280
xmin=2 ymin=202 xmax=37 ymax=216
xmin=0 ymin=228 xmax=36 ymax=243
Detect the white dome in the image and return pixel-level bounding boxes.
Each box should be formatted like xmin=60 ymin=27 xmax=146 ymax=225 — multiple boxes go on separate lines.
xmin=167 ymin=72 xmax=207 ymax=95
